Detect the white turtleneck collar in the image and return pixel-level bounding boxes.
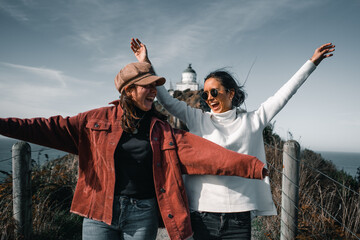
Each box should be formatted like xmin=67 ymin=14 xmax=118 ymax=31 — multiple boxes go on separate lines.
xmin=210 ymin=108 xmax=237 ymax=125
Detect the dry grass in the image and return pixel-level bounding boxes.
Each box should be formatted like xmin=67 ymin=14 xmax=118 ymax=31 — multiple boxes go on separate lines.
xmin=1 ymin=145 xmax=359 ymax=239
xmin=0 ymin=114 xmax=359 ymax=239
xmin=256 ymin=138 xmax=360 ymax=240
xmin=0 ymin=154 xmax=82 ymax=240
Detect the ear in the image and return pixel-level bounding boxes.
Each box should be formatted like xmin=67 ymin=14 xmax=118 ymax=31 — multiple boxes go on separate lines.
xmin=228 ymin=89 xmax=235 ymax=100
xmin=124 ymin=86 xmax=134 ymax=97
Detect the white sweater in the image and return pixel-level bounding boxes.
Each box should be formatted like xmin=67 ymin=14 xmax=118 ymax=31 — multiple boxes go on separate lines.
xmin=156 ymin=60 xmax=316 ymax=216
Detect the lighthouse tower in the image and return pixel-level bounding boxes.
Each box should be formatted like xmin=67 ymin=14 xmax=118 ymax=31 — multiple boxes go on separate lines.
xmin=176 ymin=64 xmax=199 ymax=91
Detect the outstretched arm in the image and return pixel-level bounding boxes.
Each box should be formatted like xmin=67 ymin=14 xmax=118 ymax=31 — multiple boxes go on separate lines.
xmin=172 ymin=128 xmax=267 ymax=179
xmin=130 ymin=38 xmax=151 ymax=64
xmin=310 ymin=43 xmax=335 ymax=66
xmin=257 ymin=42 xmax=335 ymax=125
xmin=0 ymin=116 xmax=80 ymax=154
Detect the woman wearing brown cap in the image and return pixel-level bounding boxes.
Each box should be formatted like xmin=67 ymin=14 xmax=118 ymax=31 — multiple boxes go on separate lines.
xmin=0 ymin=60 xmax=268 ymax=239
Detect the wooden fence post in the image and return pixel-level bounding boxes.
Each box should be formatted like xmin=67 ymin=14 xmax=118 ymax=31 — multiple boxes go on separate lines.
xmin=12 ymin=141 xmax=32 ymax=239
xmin=281 ymin=140 xmax=300 ymax=240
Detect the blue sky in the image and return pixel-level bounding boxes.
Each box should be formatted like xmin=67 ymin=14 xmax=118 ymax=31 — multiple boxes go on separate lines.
xmin=0 ymin=0 xmax=359 ymax=153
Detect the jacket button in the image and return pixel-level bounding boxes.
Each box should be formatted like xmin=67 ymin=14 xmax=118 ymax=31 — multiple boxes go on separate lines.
xmin=154 ymin=137 xmax=158 ymax=141
xmin=156 ymin=162 xmax=161 ymax=167
xmin=160 ymin=188 xmax=166 ymax=193
xmin=94 ymin=123 xmax=99 ymax=128
xmin=169 ymin=142 xmax=174 ymax=146
xmin=168 ymin=214 xmax=173 ymax=219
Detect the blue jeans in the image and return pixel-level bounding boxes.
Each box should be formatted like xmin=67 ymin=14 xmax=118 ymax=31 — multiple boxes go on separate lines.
xmin=190 ymin=211 xmax=251 ymax=240
xmin=82 ymin=196 xmax=158 ymax=240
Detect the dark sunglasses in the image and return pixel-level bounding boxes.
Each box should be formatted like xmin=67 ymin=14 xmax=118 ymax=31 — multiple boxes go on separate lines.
xmin=201 ymin=88 xmax=228 ymax=100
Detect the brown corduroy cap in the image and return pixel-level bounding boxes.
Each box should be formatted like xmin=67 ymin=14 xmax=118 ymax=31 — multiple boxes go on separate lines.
xmin=114 ymin=62 xmax=166 ymax=93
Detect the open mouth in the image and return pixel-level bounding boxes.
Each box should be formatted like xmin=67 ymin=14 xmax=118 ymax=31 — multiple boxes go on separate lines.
xmin=145 ymin=96 xmax=155 ymax=103
xmin=209 ymin=102 xmax=220 ymax=110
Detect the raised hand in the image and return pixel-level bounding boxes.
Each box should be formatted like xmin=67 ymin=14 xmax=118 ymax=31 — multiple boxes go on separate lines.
xmin=130 ymin=38 xmax=150 ymax=63
xmin=310 ymin=43 xmax=335 ymax=66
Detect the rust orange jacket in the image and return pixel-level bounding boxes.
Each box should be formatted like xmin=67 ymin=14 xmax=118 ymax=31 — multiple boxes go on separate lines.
xmin=0 ymin=100 xmax=265 ymax=240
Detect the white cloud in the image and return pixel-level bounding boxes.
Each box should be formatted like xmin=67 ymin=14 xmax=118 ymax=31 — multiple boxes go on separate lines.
xmin=113 ymin=0 xmax=319 ymax=68
xmin=0 ymin=62 xmax=105 ymax=117
xmin=0 ymin=1 xmax=29 ymax=22
xmin=1 ymin=0 xmax=319 ymax=74
xmin=1 ymin=62 xmax=67 ymax=87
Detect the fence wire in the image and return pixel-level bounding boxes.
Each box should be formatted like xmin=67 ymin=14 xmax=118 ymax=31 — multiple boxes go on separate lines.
xmin=1 ymin=141 xmax=359 ymax=239
xmin=0 ymin=147 xmax=65 ymax=183
xmin=267 ymin=170 xmax=326 ymax=240
xmin=265 ymin=142 xmax=360 ymax=239
xmin=0 ymin=148 xmax=55 ymax=162
xmin=266 ymin=142 xmax=359 ymax=197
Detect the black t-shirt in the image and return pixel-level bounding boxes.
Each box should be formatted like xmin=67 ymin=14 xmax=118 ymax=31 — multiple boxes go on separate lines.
xmin=114 ymin=108 xmax=155 ymax=199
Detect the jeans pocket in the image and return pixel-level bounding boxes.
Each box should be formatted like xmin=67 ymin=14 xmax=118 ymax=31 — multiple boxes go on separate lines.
xmin=199 ymin=211 xmax=209 ymax=219
xmin=232 ymin=212 xmax=251 ymax=227
xmin=191 ymin=211 xmax=208 ymax=219
xmin=133 ymin=198 xmax=156 ymax=211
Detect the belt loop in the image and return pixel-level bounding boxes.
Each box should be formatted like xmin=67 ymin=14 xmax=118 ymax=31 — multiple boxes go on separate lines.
xmin=130 ymin=198 xmax=137 ymax=205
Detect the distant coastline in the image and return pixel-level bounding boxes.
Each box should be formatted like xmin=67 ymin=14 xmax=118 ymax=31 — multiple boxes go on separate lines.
xmin=316 ymin=150 xmax=360 ymax=178
xmin=0 ymin=137 xmax=66 ymax=181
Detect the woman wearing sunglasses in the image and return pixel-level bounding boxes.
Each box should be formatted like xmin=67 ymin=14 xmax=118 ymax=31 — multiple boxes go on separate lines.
xmin=130 ymin=38 xmax=335 ymax=240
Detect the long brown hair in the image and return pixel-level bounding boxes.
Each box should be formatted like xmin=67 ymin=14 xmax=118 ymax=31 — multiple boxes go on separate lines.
xmin=120 ymin=85 xmax=166 ymax=133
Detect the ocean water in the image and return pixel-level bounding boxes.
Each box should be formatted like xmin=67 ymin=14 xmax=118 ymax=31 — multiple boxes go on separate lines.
xmin=0 ymin=137 xmax=67 ymax=182
xmin=317 ymin=151 xmax=360 ymax=178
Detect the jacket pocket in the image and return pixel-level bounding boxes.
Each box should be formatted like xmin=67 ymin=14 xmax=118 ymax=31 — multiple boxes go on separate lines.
xmin=86 ymin=120 xmax=111 ymax=145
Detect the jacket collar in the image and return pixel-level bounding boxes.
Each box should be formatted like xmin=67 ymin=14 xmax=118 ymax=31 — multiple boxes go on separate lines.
xmin=109 ymin=99 xmax=121 ymax=106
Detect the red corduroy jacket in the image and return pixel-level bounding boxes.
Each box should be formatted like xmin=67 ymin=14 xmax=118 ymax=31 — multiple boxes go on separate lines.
xmin=0 ymin=100 xmax=265 ymax=240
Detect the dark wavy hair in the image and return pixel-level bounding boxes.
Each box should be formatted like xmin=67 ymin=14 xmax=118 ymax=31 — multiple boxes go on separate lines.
xmin=204 ymin=70 xmax=246 ymax=107
xmin=119 ymin=85 xmax=166 ymax=133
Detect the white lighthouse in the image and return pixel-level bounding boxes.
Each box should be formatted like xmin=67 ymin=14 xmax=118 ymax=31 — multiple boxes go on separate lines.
xmin=176 ymin=64 xmax=199 ymax=91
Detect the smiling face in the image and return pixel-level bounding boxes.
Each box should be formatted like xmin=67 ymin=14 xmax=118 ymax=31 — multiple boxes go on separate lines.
xmin=126 ymin=82 xmax=157 ymax=111
xmin=203 ymin=77 xmax=234 ymax=113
